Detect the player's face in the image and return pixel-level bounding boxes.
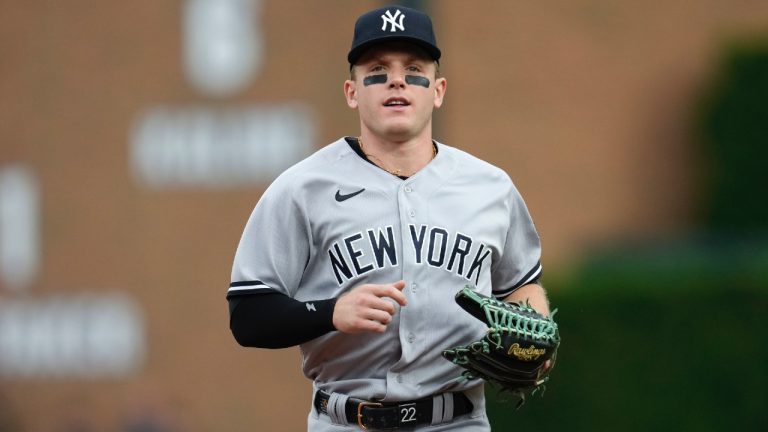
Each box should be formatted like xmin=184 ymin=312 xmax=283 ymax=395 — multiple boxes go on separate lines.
xmin=344 ymin=43 xmax=446 ymax=142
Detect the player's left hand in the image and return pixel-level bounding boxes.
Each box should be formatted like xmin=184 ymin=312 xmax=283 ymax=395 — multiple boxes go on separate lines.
xmin=442 ymin=287 xmax=560 ymax=406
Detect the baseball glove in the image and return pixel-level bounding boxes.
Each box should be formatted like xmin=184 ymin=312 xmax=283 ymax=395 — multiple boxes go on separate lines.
xmin=442 ymin=286 xmax=560 ymax=406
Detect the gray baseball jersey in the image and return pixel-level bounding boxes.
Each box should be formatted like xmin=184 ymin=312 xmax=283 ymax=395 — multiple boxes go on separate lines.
xmin=229 ymin=137 xmax=541 ymax=414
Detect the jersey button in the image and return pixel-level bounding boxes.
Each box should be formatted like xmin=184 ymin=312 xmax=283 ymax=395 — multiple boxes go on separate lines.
xmin=409 ymin=210 xmax=416 ymax=218
xmin=411 ymin=283 xmax=418 ymax=293
xmin=407 ymin=333 xmax=416 ymax=343
xmin=404 ymin=185 xmax=413 ymax=193
xmin=397 ymin=374 xmax=404 ymax=383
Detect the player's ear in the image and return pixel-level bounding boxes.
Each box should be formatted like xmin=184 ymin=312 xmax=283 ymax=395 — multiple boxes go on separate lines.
xmin=433 ymin=77 xmax=446 ymax=109
xmin=344 ymin=79 xmax=358 ymax=109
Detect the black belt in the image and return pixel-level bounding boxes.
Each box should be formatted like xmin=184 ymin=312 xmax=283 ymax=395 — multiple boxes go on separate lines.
xmin=314 ymin=390 xmax=474 ymax=430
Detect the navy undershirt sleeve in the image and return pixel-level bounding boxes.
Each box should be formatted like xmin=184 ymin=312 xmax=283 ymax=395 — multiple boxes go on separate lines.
xmin=228 ymin=292 xmax=337 ymax=349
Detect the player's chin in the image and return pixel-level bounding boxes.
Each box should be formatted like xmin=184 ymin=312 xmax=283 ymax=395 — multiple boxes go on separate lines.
xmin=379 ymin=122 xmax=417 ymax=140
xmin=380 ymin=110 xmax=414 ymax=124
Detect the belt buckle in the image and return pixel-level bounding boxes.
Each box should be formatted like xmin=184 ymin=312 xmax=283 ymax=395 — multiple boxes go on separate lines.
xmin=357 ymin=401 xmax=383 ymax=430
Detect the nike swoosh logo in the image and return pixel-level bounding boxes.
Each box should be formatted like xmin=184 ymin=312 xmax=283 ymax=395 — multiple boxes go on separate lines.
xmin=335 ymin=188 xmax=365 ymax=202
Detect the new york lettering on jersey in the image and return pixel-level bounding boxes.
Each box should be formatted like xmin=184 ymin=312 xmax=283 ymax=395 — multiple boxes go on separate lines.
xmin=328 ymin=224 xmax=491 ymax=286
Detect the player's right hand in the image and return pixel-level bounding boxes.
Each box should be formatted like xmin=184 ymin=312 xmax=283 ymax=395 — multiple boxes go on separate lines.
xmin=332 ymin=280 xmax=407 ymax=334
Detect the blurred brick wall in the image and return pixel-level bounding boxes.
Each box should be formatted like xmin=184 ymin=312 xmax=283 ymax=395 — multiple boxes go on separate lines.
xmin=437 ymin=1 xmax=768 ymax=264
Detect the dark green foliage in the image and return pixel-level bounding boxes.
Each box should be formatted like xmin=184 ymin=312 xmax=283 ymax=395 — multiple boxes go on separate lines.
xmin=486 ymin=239 xmax=768 ymax=431
xmin=697 ymin=40 xmax=768 ymax=232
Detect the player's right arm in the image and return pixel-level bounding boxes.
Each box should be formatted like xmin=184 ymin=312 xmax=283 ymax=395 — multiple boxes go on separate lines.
xmin=228 ymin=292 xmax=336 ymax=348
xmin=227 ymin=173 xmax=321 ymax=349
xmin=228 ymin=172 xmax=406 ymax=348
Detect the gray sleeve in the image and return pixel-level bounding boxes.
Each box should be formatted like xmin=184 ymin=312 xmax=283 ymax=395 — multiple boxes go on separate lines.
xmin=229 ymin=179 xmax=310 ymax=298
xmin=491 ymin=181 xmax=542 ymax=299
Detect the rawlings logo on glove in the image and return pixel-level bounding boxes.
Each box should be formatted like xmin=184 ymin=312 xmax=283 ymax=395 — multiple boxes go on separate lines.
xmin=508 ymin=343 xmax=547 ymax=361
xmin=442 ymin=286 xmax=560 ymax=406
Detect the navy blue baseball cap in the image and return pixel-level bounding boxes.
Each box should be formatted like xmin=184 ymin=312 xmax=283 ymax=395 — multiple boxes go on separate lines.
xmin=348 ymin=5 xmax=441 ymax=66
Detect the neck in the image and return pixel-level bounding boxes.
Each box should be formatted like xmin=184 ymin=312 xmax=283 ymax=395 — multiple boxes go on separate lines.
xmin=358 ymin=131 xmax=436 ymax=178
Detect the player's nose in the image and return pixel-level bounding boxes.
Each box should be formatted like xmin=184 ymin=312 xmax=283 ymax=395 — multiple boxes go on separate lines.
xmin=388 ymin=69 xmax=406 ymax=89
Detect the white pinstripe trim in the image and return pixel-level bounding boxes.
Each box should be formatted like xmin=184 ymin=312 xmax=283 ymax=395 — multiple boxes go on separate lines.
xmin=431 ymin=394 xmax=443 ymax=425
xmin=441 ymin=392 xmax=454 ymax=423
xmin=520 ymin=263 xmax=543 ymax=286
xmin=328 ymin=393 xmax=350 ymax=426
xmin=493 ymin=262 xmax=543 ymax=299
xmin=227 ymin=284 xmax=270 ymax=291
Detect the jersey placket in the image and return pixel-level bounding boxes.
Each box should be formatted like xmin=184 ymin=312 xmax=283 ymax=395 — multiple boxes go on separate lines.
xmin=386 ymin=178 xmax=425 ymax=397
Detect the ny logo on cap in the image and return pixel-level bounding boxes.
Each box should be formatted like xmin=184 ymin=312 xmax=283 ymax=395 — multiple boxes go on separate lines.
xmin=381 ymin=9 xmax=405 ymax=32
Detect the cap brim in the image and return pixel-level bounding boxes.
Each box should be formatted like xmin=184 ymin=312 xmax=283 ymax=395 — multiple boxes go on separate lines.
xmin=348 ymin=35 xmax=441 ymax=65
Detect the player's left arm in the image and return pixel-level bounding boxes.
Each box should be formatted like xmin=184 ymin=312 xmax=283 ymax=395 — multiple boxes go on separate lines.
xmin=493 ymin=178 xmax=546 ymax=310
xmin=503 ymin=282 xmax=550 ymax=317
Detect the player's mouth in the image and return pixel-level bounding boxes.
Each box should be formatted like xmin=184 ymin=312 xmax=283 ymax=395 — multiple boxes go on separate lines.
xmin=383 ymin=97 xmax=410 ymax=108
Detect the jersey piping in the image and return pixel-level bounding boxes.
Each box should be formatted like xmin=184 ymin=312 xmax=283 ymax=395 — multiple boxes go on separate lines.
xmin=492 ymin=261 xmax=542 ymax=299
xmin=227 ymin=280 xmax=275 ymax=298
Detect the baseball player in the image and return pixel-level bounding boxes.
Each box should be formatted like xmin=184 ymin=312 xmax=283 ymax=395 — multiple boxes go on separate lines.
xmin=228 ymin=5 xmax=550 ymax=431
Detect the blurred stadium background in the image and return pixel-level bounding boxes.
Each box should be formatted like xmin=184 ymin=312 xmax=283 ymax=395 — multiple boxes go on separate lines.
xmin=1 ymin=0 xmax=767 ymax=430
